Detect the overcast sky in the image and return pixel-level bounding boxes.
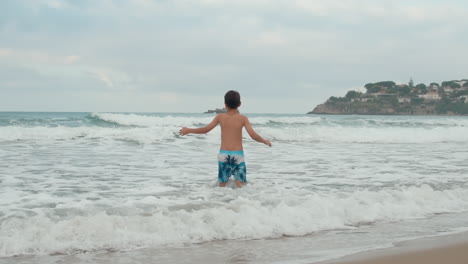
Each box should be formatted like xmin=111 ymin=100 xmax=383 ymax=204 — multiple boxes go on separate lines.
xmin=1 ymin=0 xmax=467 ymax=113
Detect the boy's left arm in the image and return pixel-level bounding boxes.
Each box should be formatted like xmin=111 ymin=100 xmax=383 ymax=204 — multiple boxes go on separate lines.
xmin=244 ymin=116 xmax=272 ymax=147
xmin=180 ymin=115 xmax=220 ymax=135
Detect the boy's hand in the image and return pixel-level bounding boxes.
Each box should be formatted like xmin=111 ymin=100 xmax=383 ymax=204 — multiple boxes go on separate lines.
xmin=179 ymin=127 xmax=189 ymax=135
xmin=264 ymin=139 xmax=272 ymax=147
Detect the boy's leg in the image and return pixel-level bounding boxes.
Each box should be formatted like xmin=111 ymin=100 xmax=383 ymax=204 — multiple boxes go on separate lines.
xmin=233 ymin=162 xmax=246 ymax=188
xmin=234 ymin=180 xmax=244 ymax=188
xmin=218 ymin=153 xmax=230 ymax=187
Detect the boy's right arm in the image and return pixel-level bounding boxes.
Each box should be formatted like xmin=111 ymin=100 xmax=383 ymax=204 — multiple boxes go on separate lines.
xmin=180 ymin=115 xmax=220 ymax=135
xmin=244 ymin=116 xmax=272 ymax=147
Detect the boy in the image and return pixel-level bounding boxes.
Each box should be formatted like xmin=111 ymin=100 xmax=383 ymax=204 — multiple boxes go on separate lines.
xmin=179 ymin=90 xmax=272 ymax=188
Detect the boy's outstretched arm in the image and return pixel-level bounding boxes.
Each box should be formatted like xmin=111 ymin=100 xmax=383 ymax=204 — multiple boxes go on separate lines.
xmin=179 ymin=115 xmax=219 ymax=135
xmin=244 ymin=116 xmax=272 ymax=147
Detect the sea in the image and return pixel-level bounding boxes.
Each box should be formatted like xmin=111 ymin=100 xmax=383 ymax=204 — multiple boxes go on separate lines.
xmin=1 ymin=112 xmax=468 ymax=264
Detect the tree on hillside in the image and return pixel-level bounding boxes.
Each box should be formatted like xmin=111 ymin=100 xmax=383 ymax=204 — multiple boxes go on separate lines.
xmin=364 ymin=83 xmax=374 ymax=90
xmin=415 ymin=83 xmax=428 ymax=94
xmin=438 ymin=86 xmax=446 ymax=97
xmin=387 ymin=86 xmax=398 ymax=94
xmin=455 ymin=90 xmax=468 ymax=97
xmin=409 ymin=78 xmax=414 ymax=89
xmin=442 ymin=81 xmax=461 ymax=88
xmin=328 ymin=96 xmax=349 ymax=103
xmin=464 ymin=82 xmax=468 ymax=87
xmin=375 ymin=81 xmax=396 ymax=88
xmin=366 ymin=86 xmax=382 ymax=94
xmin=398 ymin=85 xmax=411 ymax=95
xmin=364 ymin=81 xmax=397 ymax=94
xmin=345 ymin=90 xmax=361 ymax=99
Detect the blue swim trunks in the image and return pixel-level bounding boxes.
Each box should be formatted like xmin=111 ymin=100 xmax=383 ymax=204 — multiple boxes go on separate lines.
xmin=218 ymin=150 xmax=247 ymax=183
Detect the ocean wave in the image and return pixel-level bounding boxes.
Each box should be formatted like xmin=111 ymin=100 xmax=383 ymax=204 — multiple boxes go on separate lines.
xmin=90 ymin=113 xmax=214 ymax=128
xmin=84 ymin=113 xmax=133 ymax=128
xmin=90 ymin=113 xmax=324 ymax=128
xmin=1 ymin=113 xmax=468 ymax=144
xmin=1 ymin=123 xmax=467 ymax=144
xmin=321 ymin=116 xmax=468 ymax=128
xmin=1 ymin=184 xmax=467 ymax=257
xmin=248 ymin=116 xmax=323 ymax=126
xmin=0 ymin=126 xmax=180 ymax=144
xmin=260 ymin=125 xmax=468 ymax=143
xmin=74 ymin=113 xmax=468 ymax=131
xmin=2 ymin=113 xmax=468 ymax=129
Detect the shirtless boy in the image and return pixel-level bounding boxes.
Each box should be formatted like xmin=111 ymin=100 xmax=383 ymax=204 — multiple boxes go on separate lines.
xmin=179 ymin=90 xmax=272 ymax=187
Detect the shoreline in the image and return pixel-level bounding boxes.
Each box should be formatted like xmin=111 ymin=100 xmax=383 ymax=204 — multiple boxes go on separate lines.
xmin=322 ymin=231 xmax=468 ymax=264
xmin=3 ymin=230 xmax=468 ymax=264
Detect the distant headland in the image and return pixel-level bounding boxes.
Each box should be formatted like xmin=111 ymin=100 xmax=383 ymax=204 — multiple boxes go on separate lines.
xmin=309 ymin=79 xmax=468 ymax=115
xmin=204 ymin=108 xmax=227 ymax=114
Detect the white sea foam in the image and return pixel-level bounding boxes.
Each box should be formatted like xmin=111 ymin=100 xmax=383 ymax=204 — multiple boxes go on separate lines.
xmin=91 ymin=113 xmax=323 ymax=127
xmin=91 ymin=113 xmax=215 ymax=127
xmin=1 ymin=184 xmax=467 ymax=257
xmin=91 ymin=113 xmax=468 ymax=128
xmin=262 ymin=125 xmax=468 ymax=143
xmin=1 ymin=114 xmax=468 ymax=144
xmin=248 ymin=116 xmax=323 ymax=125
xmin=0 ymin=126 xmax=180 ymax=144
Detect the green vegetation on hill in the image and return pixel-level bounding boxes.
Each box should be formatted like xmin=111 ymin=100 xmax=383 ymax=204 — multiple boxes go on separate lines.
xmin=442 ymin=81 xmax=461 ymax=88
xmin=310 ymin=79 xmax=468 ymax=115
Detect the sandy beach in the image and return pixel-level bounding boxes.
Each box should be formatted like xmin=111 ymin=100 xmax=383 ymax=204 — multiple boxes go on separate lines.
xmin=327 ymin=232 xmax=468 ymax=264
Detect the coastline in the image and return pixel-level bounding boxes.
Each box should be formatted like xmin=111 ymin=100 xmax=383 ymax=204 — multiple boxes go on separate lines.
xmin=322 ymin=231 xmax=468 ymax=264
xmin=308 ymin=79 xmax=468 ymax=116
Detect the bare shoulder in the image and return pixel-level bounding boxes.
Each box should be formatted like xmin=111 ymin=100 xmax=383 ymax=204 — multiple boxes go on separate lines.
xmin=239 ymin=114 xmax=249 ymax=124
xmin=216 ymin=113 xmax=226 ymax=119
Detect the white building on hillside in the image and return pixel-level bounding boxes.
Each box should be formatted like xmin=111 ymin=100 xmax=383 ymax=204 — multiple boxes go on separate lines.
xmin=418 ymin=92 xmax=441 ymax=101
xmin=460 ymin=95 xmax=468 ymax=103
xmin=351 ymin=98 xmax=370 ymax=102
xmin=398 ymin=97 xmax=411 ymax=103
xmin=444 ymin=86 xmax=455 ymax=93
xmin=429 ymin=84 xmax=440 ymax=91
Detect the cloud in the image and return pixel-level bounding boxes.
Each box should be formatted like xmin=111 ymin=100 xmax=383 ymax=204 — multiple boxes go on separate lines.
xmin=86 ymin=68 xmax=139 ymax=92
xmin=0 ymin=48 xmax=80 ymax=65
xmin=1 ymin=0 xmax=468 ymax=112
xmin=293 ymin=0 xmax=467 ymax=24
xmin=90 ymin=71 xmax=115 ymax=90
xmin=64 ymin=55 xmax=80 ymax=64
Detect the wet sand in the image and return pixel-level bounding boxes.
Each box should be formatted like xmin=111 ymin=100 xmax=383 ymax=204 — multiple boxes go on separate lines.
xmin=326 ymin=232 xmax=468 ymax=264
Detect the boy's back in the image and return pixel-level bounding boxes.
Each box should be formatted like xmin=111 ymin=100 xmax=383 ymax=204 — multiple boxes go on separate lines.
xmin=218 ymin=112 xmax=245 ymax=151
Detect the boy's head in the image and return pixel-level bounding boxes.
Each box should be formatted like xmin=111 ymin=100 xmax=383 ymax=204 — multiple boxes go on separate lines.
xmin=224 ymin=90 xmax=241 ymax=109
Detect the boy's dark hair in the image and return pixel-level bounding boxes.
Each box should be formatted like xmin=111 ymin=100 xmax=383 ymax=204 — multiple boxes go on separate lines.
xmin=224 ymin=90 xmax=241 ymax=109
